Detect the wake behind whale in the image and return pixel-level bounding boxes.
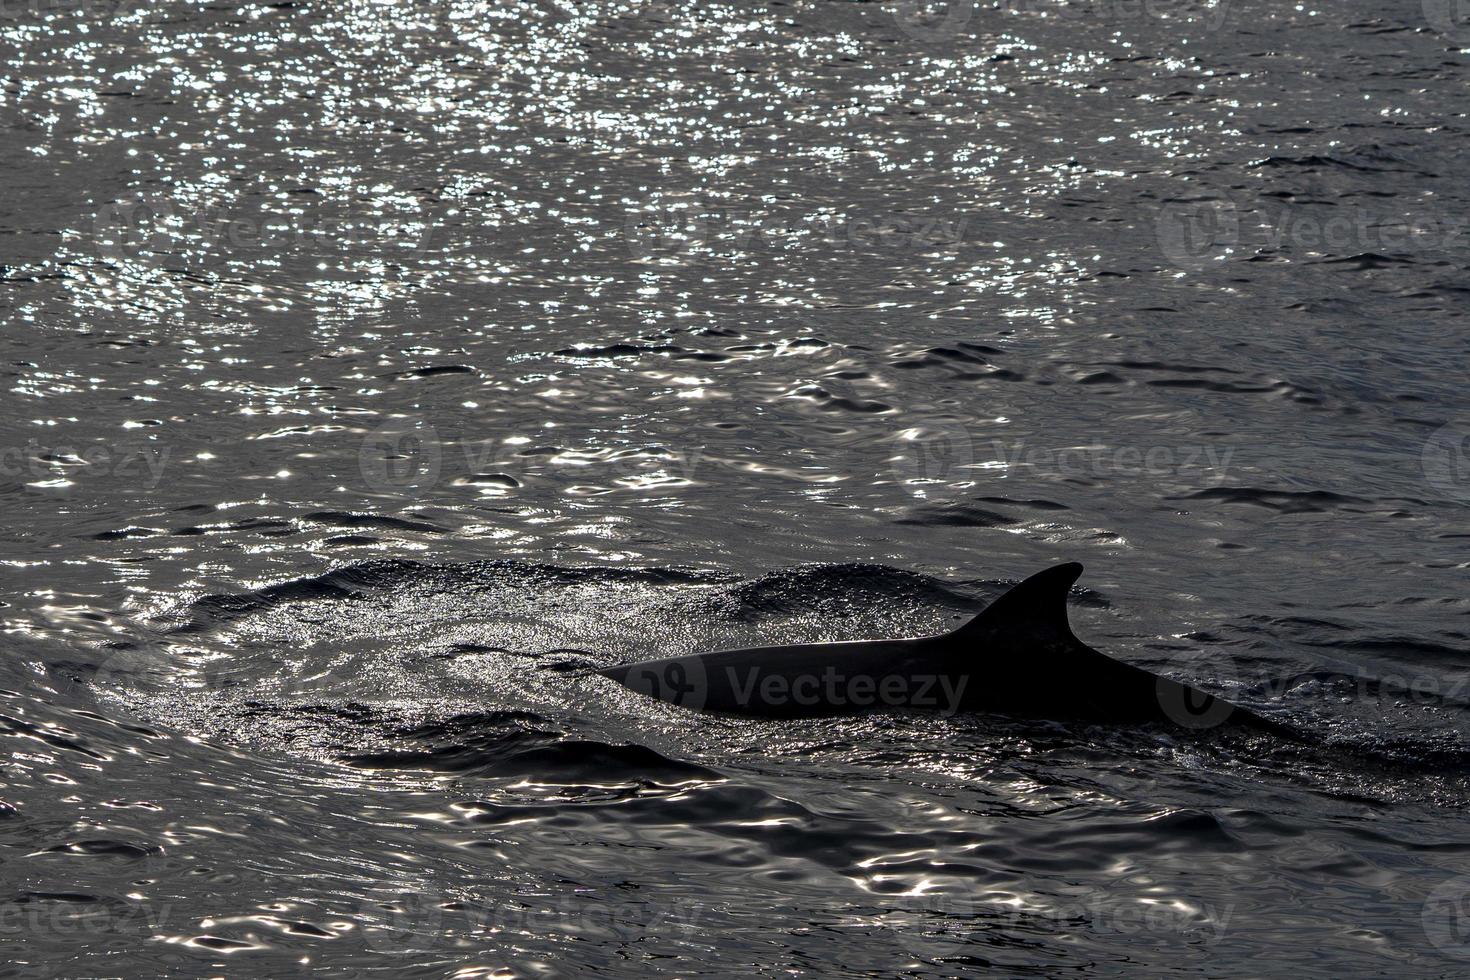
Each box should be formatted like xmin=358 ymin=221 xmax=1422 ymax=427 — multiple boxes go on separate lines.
xmin=602 ymin=562 xmax=1297 ymax=735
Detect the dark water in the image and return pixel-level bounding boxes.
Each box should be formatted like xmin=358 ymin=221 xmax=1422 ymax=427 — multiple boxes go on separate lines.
xmin=4 ymin=0 xmax=1470 ymax=975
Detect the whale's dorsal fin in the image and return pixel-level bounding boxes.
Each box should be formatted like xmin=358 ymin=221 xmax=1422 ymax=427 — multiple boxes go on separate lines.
xmin=953 ymin=562 xmax=1084 ymax=640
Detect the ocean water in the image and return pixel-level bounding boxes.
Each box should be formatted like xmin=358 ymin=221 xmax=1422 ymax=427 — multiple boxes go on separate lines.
xmin=3 ymin=0 xmax=1470 ymax=975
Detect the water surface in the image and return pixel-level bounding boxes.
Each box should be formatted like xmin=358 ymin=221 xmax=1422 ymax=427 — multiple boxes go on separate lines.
xmin=3 ymin=0 xmax=1470 ymax=975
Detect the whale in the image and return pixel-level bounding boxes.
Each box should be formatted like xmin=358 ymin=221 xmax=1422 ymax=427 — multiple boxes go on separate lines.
xmin=600 ymin=562 xmax=1294 ymax=733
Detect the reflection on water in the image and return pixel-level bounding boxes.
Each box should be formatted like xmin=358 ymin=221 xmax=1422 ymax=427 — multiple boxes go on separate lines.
xmin=3 ymin=0 xmax=1470 ymax=974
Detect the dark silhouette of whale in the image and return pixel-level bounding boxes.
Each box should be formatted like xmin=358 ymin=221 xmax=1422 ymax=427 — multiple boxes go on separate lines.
xmin=601 ymin=562 xmax=1293 ymax=733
